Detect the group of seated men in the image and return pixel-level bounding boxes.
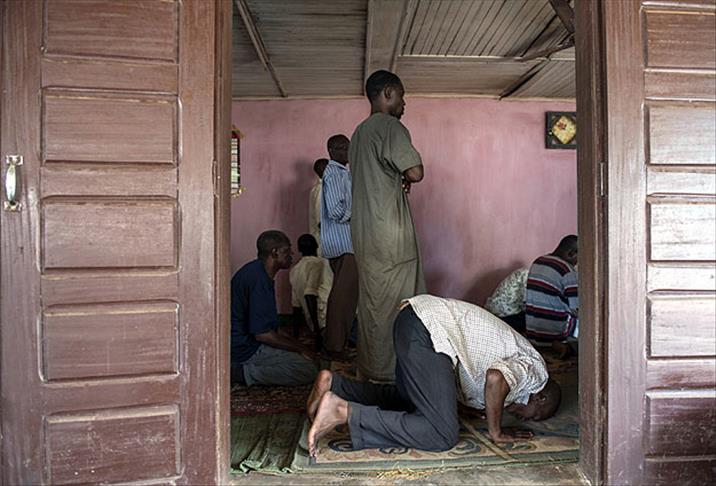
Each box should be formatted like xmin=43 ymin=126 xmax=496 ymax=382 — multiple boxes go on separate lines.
xmin=230 ymin=231 xmax=578 ymax=459
xmin=485 ymin=234 xmax=579 ymax=358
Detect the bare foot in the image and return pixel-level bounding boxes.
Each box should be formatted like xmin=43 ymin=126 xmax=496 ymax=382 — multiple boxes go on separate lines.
xmin=307 ymin=391 xmax=349 ymax=459
xmin=307 ymin=369 xmax=333 ymax=422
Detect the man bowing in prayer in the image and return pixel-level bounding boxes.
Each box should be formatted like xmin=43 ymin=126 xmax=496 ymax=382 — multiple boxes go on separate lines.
xmin=306 ymin=295 xmax=562 ymax=458
xmin=349 ymin=69 xmax=426 ymax=383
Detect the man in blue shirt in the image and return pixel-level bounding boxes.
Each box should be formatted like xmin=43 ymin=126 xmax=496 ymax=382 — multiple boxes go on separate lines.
xmin=231 ymin=230 xmax=318 ymax=387
xmin=321 ymin=134 xmax=359 ymax=360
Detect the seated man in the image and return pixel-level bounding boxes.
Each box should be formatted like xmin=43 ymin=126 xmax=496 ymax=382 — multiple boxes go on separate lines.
xmin=231 ymin=230 xmax=318 ymax=387
xmin=306 ymin=295 xmax=561 ymax=458
xmin=525 ymin=235 xmax=579 ymax=356
xmin=484 ymin=267 xmax=529 ymax=332
xmin=289 ymin=234 xmax=333 ymax=342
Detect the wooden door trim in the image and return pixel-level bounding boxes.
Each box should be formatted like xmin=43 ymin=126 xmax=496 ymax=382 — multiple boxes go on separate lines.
xmin=1 ymin=1 xmax=230 ymax=482
xmin=603 ymin=0 xmax=648 ymax=482
xmin=0 ymin=1 xmax=44 ymax=481
xmin=214 ymin=0 xmax=232 ymax=482
xmin=0 ymin=1 xmax=4 ymax=478
xmin=575 ymin=0 xmax=608 ymax=483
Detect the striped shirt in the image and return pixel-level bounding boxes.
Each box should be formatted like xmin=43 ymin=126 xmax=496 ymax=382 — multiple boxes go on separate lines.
xmin=525 ymin=255 xmax=579 ymax=340
xmin=320 ymin=160 xmax=353 ymax=259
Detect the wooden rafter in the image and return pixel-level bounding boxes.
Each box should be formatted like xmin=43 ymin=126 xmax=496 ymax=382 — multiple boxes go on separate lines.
xmin=390 ymin=0 xmax=414 ymax=72
xmin=363 ymin=0 xmax=416 ymax=85
xmin=521 ymin=36 xmax=575 ymax=62
xmin=499 ymin=36 xmax=574 ymax=99
xmin=234 ymin=0 xmax=287 ymax=97
xmin=548 ymin=0 xmax=575 ymax=34
xmin=399 ymin=37 xmax=575 ymax=65
xmin=499 ymin=59 xmax=551 ymax=99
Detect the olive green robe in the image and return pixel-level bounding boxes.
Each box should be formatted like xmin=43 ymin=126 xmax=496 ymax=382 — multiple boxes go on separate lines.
xmin=349 ymin=113 xmax=426 ymax=382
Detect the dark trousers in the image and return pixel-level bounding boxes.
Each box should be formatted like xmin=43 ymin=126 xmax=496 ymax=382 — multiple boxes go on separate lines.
xmin=325 ymin=253 xmax=359 ymax=352
xmin=330 ymin=306 xmax=460 ymax=451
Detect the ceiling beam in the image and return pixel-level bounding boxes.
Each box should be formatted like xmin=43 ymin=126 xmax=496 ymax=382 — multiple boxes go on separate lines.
xmin=390 ymin=0 xmax=414 ymax=72
xmin=499 ymin=35 xmax=575 ymax=99
xmin=499 ymin=60 xmax=551 ymax=99
xmin=521 ymin=36 xmax=575 ymax=62
xmin=363 ymin=0 xmax=415 ymax=84
xmin=548 ymin=0 xmax=575 ymax=34
xmin=398 ymin=43 xmax=575 ymax=65
xmin=234 ymin=0 xmax=287 ymax=97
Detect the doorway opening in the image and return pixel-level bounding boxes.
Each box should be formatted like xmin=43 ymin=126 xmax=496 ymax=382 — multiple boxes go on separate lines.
xmin=224 ymin=0 xmax=601 ymax=482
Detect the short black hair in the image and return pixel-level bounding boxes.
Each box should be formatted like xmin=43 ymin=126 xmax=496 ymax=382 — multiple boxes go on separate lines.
xmin=556 ymin=234 xmax=578 ymax=253
xmin=257 ymin=230 xmax=290 ymax=259
xmin=327 ymin=134 xmax=349 ymax=152
xmin=539 ymin=378 xmax=562 ymax=420
xmin=297 ymin=234 xmax=318 ymax=256
xmin=365 ymin=69 xmax=403 ymax=102
xmin=313 ymin=158 xmax=328 ymax=177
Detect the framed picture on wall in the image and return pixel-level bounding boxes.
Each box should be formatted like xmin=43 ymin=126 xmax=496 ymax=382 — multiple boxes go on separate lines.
xmin=546 ymin=111 xmax=577 ymax=149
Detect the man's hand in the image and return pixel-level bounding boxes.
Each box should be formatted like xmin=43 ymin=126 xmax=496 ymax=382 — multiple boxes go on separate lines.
xmin=488 ymin=427 xmax=534 ymax=443
xmin=402 ymin=178 xmax=411 ymax=194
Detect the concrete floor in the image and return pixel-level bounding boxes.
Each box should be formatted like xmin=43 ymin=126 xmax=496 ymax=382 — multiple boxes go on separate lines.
xmin=230 ymin=462 xmax=589 ymax=485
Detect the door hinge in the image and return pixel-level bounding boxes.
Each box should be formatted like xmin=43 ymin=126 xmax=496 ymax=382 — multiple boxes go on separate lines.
xmin=598 ymin=161 xmax=606 ymax=198
xmin=212 ymin=159 xmax=218 ymax=193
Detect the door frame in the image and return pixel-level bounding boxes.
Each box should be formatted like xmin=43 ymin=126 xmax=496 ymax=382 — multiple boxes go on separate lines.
xmin=0 ymin=0 xmax=607 ymax=483
xmin=220 ymin=2 xmax=609 ymax=485
xmin=0 ymin=0 xmax=232 ymax=483
xmin=575 ymin=0 xmax=608 ymax=483
xmin=214 ymin=0 xmax=233 ymax=481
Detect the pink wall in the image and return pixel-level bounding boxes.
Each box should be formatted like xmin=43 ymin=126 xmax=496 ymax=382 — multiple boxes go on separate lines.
xmin=231 ymin=97 xmax=577 ymax=313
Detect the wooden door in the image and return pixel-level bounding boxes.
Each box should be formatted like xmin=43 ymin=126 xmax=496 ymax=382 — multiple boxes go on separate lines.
xmin=1 ymin=1 xmax=231 ymax=483
xmin=577 ymin=0 xmax=716 ymax=483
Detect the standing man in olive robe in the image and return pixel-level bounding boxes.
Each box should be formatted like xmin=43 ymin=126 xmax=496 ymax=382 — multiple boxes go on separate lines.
xmin=349 ymin=70 xmax=426 ymax=382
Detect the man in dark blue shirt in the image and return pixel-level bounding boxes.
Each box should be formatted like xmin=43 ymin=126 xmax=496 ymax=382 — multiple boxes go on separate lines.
xmin=231 ymin=230 xmax=318 ymax=386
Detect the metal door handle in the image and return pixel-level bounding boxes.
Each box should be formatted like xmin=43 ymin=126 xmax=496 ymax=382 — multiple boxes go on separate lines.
xmin=4 ymin=155 xmax=23 ymax=211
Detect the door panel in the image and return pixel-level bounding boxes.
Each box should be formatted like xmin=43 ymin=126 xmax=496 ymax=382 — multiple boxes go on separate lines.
xmin=44 ymin=0 xmax=179 ymax=61
xmin=1 ymin=0 xmax=227 ymax=483
xmin=647 ymin=103 xmax=716 ymax=165
xmin=45 ymin=406 xmax=180 ymax=484
xmin=43 ymin=302 xmax=179 ymax=380
xmin=645 ymin=393 xmax=716 ymax=456
xmin=584 ymin=0 xmax=716 ymax=483
xmin=43 ymin=91 xmax=177 ymax=163
xmin=644 ymin=8 xmax=716 ymax=69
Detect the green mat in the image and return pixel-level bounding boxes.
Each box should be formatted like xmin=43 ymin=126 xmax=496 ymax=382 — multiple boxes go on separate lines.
xmin=230 ymin=413 xmax=305 ymax=473
xmin=230 ymin=350 xmax=578 ymax=474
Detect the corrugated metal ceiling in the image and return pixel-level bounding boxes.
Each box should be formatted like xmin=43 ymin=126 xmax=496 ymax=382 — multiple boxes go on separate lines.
xmin=232 ymin=0 xmax=575 ymax=99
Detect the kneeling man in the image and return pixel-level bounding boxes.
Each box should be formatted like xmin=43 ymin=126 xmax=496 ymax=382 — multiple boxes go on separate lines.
xmin=307 ymin=294 xmax=561 ymax=458
xmin=231 ymin=230 xmax=318 ymax=387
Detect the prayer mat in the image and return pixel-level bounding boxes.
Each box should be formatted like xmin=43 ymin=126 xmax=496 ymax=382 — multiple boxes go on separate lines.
xmin=231 ymin=413 xmax=305 ymax=473
xmin=230 ymin=359 xmax=354 ymax=473
xmin=231 ymin=383 xmax=311 ymax=416
xmin=291 ymin=414 xmax=578 ymax=472
xmin=291 ymin=351 xmax=579 ymax=472
xmin=231 ymin=347 xmax=578 ymax=474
